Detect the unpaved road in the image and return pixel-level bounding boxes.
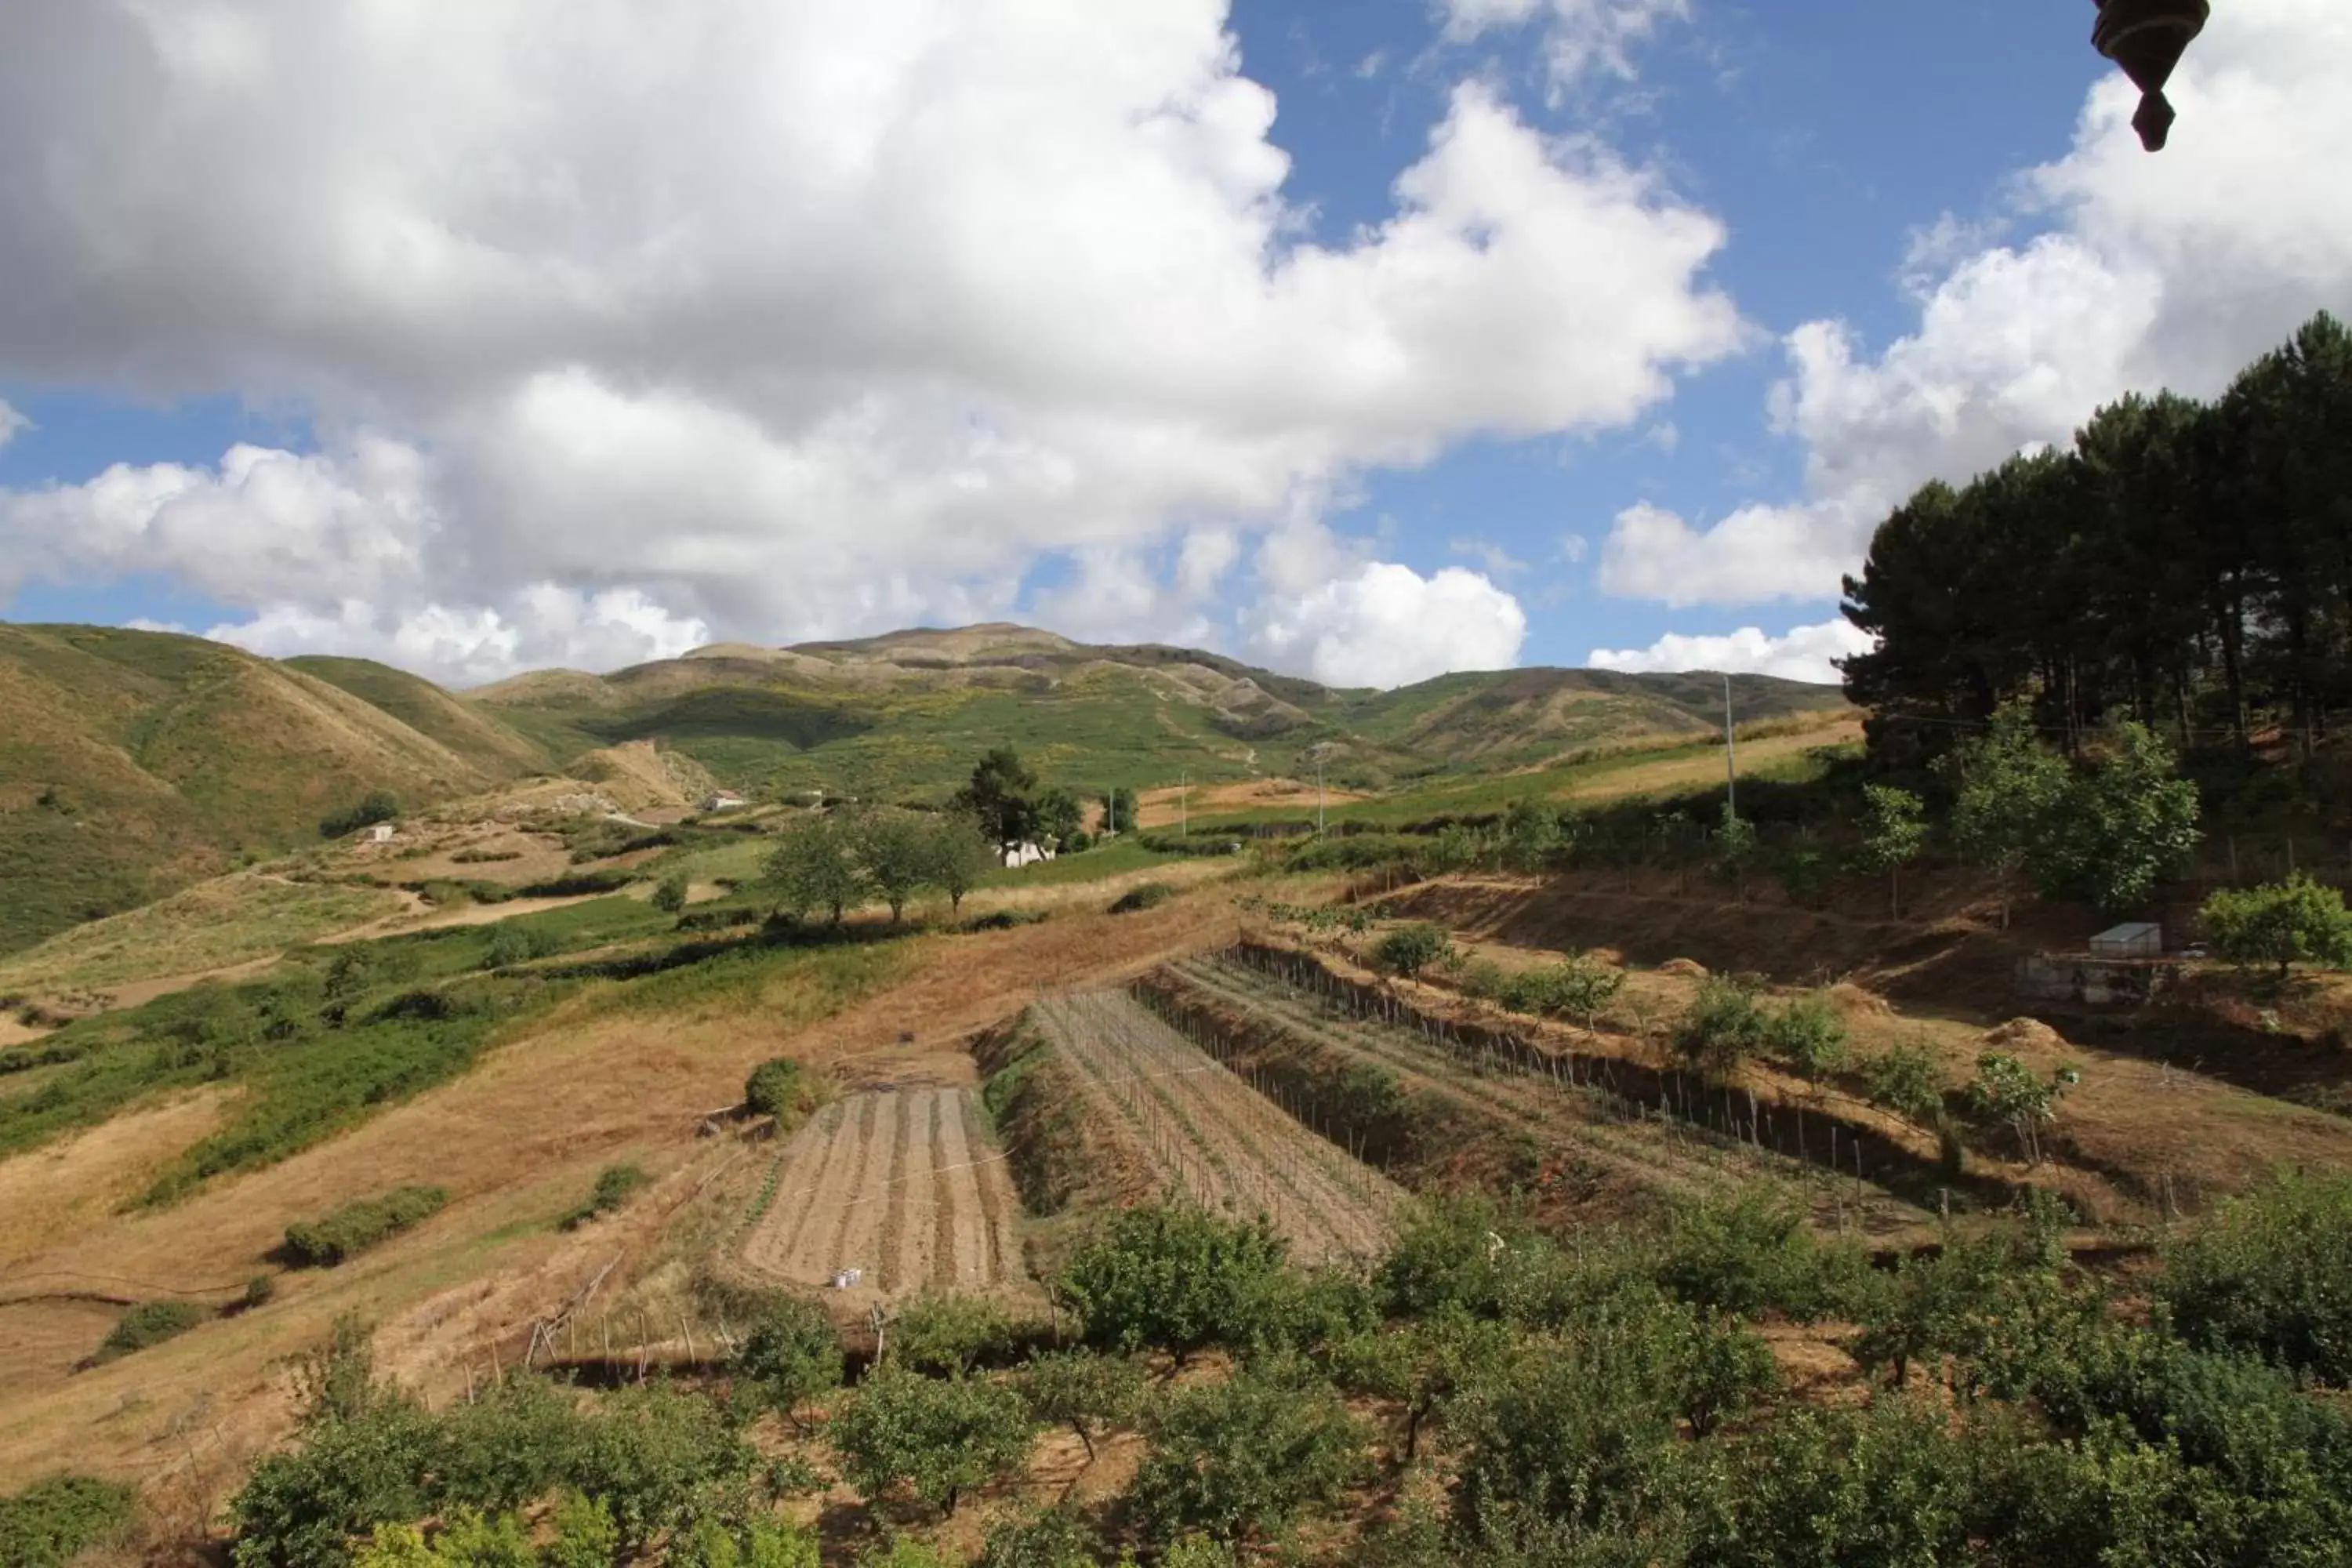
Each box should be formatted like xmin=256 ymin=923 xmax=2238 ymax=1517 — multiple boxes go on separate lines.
xmin=739 ymin=1088 xmax=1029 ymax=1312
xmin=1032 ymin=990 xmax=1403 ymax=1262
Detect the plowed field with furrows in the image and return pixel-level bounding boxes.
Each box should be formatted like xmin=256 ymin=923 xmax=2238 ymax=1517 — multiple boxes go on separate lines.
xmin=1163 ymin=954 xmax=1932 ymax=1231
xmin=1030 ymin=992 xmax=1403 ymax=1261
xmin=739 ymin=1088 xmax=1029 ymax=1306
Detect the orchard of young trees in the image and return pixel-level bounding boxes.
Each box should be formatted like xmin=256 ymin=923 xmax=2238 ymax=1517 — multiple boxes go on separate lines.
xmin=1842 ymin=312 xmax=2352 ymax=769
xmin=188 ymin=1176 xmax=2352 ymax=1566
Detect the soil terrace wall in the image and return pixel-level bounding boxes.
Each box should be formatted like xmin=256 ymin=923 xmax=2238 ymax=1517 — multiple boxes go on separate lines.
xmin=1196 ymin=941 xmax=2005 ymax=1207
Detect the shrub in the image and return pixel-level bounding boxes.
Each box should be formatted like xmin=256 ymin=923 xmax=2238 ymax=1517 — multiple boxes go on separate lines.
xmin=828 ymin=1366 xmax=1036 ymax=1519
xmin=1108 ymin=881 xmax=1176 ymax=915
xmin=743 ymin=1057 xmax=811 ymax=1121
xmin=2201 ymin=872 xmax=2352 ymax=980
xmin=1375 ymin=923 xmax=1454 ymax=978
xmin=282 ymin=1186 xmax=449 ymax=1267
xmin=1863 ymin=1039 xmax=1947 ymax=1131
xmin=1020 ymin=1348 xmax=1145 ymax=1461
xmin=242 ymin=1274 xmax=278 ymax=1311
xmin=562 ymin=1384 xmax=760 ymax=1551
xmin=480 ymin=921 xmax=561 ymax=969
xmin=2159 ymin=1170 xmax=2352 ymax=1385
xmin=561 ymin=1163 xmax=651 ymax=1230
xmin=978 ymin=1505 xmax=1105 ymax=1568
xmin=1655 ymin=1191 xmax=1872 ymax=1322
xmin=96 ymin=1298 xmax=209 ymax=1361
xmin=890 ymin=1293 xmax=1015 ymax=1376
xmin=1759 ymin=993 xmax=1849 ymax=1081
xmin=1131 ymin=1360 xmax=1370 ymax=1548
xmin=515 ymin=869 xmax=636 ymax=898
xmin=1670 ymin=978 xmax=1766 ymax=1080
xmin=1057 ymin=1204 xmax=1289 ymax=1358
xmin=670 ymin=1515 xmax=822 ymax=1568
xmin=653 ymin=872 xmax=691 ymax=915
xmin=1488 ymin=955 xmax=1624 ymax=1026
xmin=0 ymin=1475 xmax=136 ymax=1568
xmin=735 ymin=1295 xmax=845 ymax=1430
xmin=320 ymin=791 xmax=400 ymax=840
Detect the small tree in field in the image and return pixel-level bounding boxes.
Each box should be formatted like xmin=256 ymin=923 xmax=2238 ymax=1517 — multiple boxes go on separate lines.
xmin=1020 ymin=1348 xmax=1145 ymax=1462
xmin=1961 ymin=1051 xmax=2078 ymax=1166
xmin=1671 ymin=978 xmax=1767 ymax=1083
xmin=828 ymin=1367 xmax=1036 ymax=1519
xmin=652 ymin=871 xmax=690 ymax=915
xmin=1715 ymin=803 xmax=1759 ymax=902
xmin=855 ymin=811 xmax=936 ymax=924
xmin=2201 ymin=873 xmax=2352 ymax=982
xmin=1130 ymin=1363 xmax=1370 ymax=1549
xmin=925 ymin=813 xmax=997 ymax=915
xmin=1943 ymin=703 xmax=2068 ymax=927
xmin=765 ymin=813 xmax=866 ymax=924
xmin=1376 ymin=924 xmax=1453 ymax=978
xmin=735 ymin=1294 xmax=844 ymax=1432
xmin=1857 ymin=785 xmax=1928 ymax=918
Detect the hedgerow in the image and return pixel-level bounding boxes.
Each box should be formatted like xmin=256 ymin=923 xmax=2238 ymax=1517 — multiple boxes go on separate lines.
xmin=282 ymin=1186 xmax=450 ymax=1267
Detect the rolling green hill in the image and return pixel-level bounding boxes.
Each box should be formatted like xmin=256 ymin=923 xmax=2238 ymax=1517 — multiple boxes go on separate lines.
xmin=0 ymin=626 xmax=535 ymax=956
xmin=2 ymin=618 xmax=1848 ymax=956
xmin=470 ymin=622 xmax=1850 ymax=803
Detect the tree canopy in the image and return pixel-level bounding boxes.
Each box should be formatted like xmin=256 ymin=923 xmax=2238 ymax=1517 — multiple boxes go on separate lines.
xmin=1843 ymin=312 xmax=2352 ymax=773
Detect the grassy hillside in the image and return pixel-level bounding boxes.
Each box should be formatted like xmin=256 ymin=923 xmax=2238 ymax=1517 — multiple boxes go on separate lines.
xmin=284 ymin=655 xmax=552 ymax=779
xmin=0 ymin=626 xmax=503 ymax=956
xmin=471 ymin=624 xmax=1850 ymax=804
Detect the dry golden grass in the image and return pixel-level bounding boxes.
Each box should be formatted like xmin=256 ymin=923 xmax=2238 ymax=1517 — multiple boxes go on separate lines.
xmin=1544 ymin=719 xmax=1862 ymax=800
xmin=0 ymin=885 xmax=1243 ymax=1493
xmin=0 ymin=876 xmax=401 ymax=997
xmin=1138 ymin=775 xmax=1367 ymax=829
xmin=0 ymin=1091 xmax=228 ymax=1269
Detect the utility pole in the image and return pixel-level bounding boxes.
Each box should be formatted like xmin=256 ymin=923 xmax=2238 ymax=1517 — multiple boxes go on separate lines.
xmin=1179 ymin=771 xmax=1188 ymax=840
xmin=1723 ymin=672 xmax=1737 ymax=818
xmin=1312 ymin=746 xmax=1327 ymax=837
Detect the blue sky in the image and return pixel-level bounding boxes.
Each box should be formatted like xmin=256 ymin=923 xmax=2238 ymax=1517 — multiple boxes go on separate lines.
xmin=1 ymin=1 xmax=2343 ymax=687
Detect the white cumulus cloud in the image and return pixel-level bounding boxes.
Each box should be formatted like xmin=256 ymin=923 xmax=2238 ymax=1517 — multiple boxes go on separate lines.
xmin=1599 ymin=0 xmax=2352 ymax=609
xmin=0 ymin=400 xmax=26 ymax=449
xmin=1248 ymin=559 xmax=1526 ymax=689
xmin=1440 ymin=0 xmax=1690 ymax=93
xmin=1588 ymin=618 xmax=1869 ymax=684
xmin=0 ymin=2 xmax=1743 ymax=682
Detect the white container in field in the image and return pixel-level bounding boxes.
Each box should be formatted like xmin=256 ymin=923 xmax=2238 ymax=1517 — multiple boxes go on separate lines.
xmin=2089 ymin=922 xmax=2163 ymax=960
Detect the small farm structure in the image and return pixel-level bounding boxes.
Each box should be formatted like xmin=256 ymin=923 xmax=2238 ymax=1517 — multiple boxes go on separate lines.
xmin=364 ymin=823 xmax=397 ymax=844
xmin=701 ymin=792 xmax=750 ymax=812
xmin=1001 ymin=840 xmax=1056 ymax=869
xmin=2089 ymin=922 xmax=2165 ymax=959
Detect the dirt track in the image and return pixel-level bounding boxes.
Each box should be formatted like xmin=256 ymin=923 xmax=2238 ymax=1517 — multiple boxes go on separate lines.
xmin=1032 ymin=991 xmax=1402 ymax=1262
xmin=739 ymin=1088 xmax=1030 ymax=1312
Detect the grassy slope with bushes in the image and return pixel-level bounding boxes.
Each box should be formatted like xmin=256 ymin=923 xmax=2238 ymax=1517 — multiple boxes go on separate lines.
xmin=0 ymin=624 xmax=534 ymax=957
xmin=0 ymin=891 xmax=906 ymax=1202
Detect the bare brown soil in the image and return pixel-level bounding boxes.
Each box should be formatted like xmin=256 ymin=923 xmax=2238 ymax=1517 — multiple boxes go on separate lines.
xmin=1138 ymin=776 xmax=1367 ymax=829
xmin=738 ymin=1087 xmax=1033 ymax=1316
xmin=1030 ymin=992 xmax=1403 ymax=1262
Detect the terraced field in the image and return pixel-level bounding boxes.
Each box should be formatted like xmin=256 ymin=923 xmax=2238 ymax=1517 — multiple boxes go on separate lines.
xmin=1030 ymin=992 xmax=1404 ymax=1262
xmin=1163 ymin=951 xmax=1932 ymax=1235
xmin=739 ymin=1088 xmax=1030 ymax=1310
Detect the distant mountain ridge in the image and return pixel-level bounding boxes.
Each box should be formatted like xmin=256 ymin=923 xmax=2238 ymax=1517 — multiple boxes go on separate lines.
xmin=0 ymin=619 xmax=1848 ymax=956
xmin=470 ymin=621 xmax=1847 ymax=800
